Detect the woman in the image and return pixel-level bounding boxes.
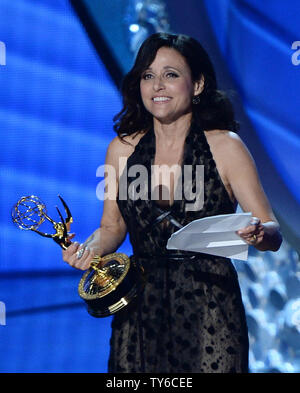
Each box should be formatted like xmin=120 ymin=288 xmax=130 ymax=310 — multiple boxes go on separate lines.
xmin=63 ymin=33 xmax=282 ymax=373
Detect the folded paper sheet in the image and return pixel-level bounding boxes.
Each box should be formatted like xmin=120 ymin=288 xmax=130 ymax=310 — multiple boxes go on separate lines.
xmin=166 ymin=213 xmax=252 ymax=261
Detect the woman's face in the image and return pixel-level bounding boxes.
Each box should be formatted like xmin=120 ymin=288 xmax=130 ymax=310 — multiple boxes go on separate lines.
xmin=140 ymin=47 xmax=203 ymax=124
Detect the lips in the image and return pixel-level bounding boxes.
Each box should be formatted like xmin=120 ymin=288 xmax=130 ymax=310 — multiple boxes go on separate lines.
xmin=152 ymin=96 xmax=172 ymax=102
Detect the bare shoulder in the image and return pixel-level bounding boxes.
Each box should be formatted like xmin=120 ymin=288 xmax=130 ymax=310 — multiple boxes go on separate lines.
xmin=205 ymin=129 xmax=244 ymax=148
xmin=204 ymin=131 xmax=277 ymax=223
xmin=107 ymin=131 xmax=147 ymax=159
xmin=204 ymin=129 xmax=253 ymax=163
xmin=105 ymin=131 xmax=147 ymax=179
xmin=204 ymin=129 xmax=257 ymax=203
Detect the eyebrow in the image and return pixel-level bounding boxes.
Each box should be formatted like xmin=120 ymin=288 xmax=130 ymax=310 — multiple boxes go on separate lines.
xmin=144 ymin=66 xmax=181 ymax=72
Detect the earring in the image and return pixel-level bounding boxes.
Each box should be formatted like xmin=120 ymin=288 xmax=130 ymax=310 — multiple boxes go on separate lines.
xmin=192 ymin=95 xmax=201 ymax=105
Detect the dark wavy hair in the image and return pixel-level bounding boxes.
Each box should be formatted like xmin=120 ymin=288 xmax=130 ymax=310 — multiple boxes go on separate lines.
xmin=113 ymin=33 xmax=239 ymax=139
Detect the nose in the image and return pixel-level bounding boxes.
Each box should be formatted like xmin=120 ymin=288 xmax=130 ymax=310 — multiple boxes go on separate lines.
xmin=153 ymin=75 xmax=165 ymax=91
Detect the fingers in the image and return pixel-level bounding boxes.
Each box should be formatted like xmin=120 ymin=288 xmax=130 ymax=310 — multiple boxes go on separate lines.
xmin=65 ymin=232 xmax=76 ymax=247
xmin=74 ymin=246 xmax=95 ymax=270
xmin=67 ymin=233 xmax=76 ymax=241
xmin=236 ymin=217 xmax=264 ymax=245
xmin=62 ymin=242 xmax=95 ymax=271
xmin=63 ymin=241 xmax=80 ymax=259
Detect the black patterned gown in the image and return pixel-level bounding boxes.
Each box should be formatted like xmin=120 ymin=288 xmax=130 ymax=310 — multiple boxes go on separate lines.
xmin=108 ymin=122 xmax=249 ymax=373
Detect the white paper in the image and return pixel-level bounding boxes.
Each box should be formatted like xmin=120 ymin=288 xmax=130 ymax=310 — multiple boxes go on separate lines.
xmin=166 ymin=212 xmax=252 ymax=261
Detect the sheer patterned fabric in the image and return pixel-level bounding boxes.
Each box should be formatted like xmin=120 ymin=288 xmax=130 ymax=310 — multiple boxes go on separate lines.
xmin=108 ymin=122 xmax=249 ymax=373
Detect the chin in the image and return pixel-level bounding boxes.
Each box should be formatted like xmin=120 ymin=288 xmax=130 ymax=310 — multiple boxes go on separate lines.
xmin=154 ymin=112 xmax=190 ymax=125
xmin=153 ymin=114 xmax=175 ymax=124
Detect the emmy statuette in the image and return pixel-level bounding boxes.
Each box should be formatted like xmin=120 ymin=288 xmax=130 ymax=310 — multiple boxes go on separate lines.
xmin=11 ymin=195 xmax=144 ymax=317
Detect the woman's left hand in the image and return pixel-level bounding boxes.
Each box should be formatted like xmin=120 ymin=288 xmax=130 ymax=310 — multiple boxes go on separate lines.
xmin=236 ymin=217 xmax=264 ymax=246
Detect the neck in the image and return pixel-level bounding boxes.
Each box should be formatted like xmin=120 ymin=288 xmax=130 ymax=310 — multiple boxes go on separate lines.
xmin=153 ymin=113 xmax=193 ymax=146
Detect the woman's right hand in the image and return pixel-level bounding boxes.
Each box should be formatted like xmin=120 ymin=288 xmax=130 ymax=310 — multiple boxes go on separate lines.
xmin=62 ymin=236 xmax=96 ymax=271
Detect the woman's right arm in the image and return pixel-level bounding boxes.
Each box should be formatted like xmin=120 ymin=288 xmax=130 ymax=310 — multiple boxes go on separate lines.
xmin=62 ymin=136 xmax=130 ymax=271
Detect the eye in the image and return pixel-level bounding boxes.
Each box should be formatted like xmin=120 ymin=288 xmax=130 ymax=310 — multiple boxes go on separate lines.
xmin=142 ymin=73 xmax=153 ymax=80
xmin=166 ymin=72 xmax=179 ymax=78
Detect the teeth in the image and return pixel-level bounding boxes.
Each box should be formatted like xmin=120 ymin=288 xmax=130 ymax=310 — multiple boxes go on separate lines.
xmin=153 ymin=97 xmax=171 ymax=102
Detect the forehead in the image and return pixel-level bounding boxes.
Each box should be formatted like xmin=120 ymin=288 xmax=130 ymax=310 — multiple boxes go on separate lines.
xmin=147 ymin=47 xmax=189 ymax=72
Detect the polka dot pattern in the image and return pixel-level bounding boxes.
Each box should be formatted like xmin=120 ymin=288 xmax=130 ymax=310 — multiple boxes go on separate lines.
xmin=109 ymin=122 xmax=249 ymax=373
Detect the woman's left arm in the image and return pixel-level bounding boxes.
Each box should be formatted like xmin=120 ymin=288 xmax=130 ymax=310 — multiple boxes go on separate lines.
xmin=220 ymin=132 xmax=282 ymax=252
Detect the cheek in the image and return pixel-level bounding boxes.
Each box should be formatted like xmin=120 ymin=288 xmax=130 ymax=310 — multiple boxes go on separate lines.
xmin=181 ymin=80 xmax=195 ymax=96
xmin=140 ymin=80 xmax=150 ymax=94
xmin=170 ymin=79 xmax=194 ymax=99
xmin=140 ymin=83 xmax=150 ymax=106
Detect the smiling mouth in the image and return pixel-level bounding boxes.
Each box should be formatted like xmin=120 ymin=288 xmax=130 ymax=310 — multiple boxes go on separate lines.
xmin=152 ymin=97 xmax=172 ymax=103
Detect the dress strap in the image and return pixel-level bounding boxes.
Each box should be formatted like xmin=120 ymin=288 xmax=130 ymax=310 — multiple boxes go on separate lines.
xmin=144 ymin=205 xmax=183 ymax=232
